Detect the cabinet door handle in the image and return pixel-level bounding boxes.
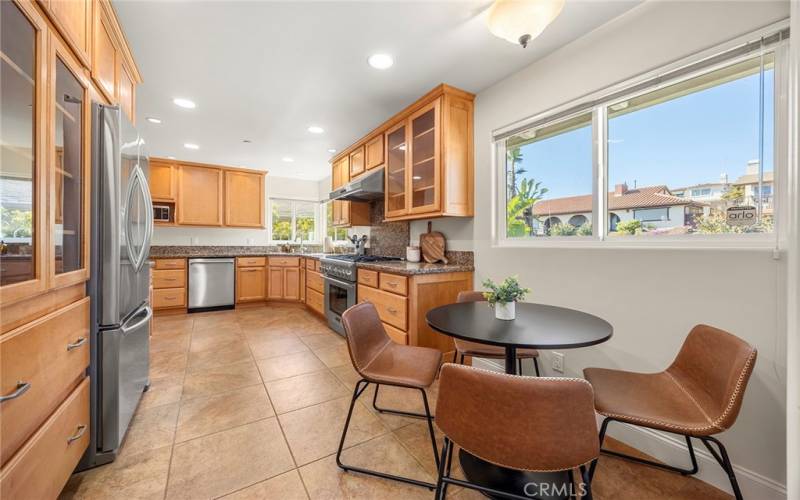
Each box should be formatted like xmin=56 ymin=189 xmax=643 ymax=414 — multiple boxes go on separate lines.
xmin=67 ymin=424 xmax=87 ymax=444
xmin=67 ymin=337 xmax=87 ymax=351
xmin=0 ymin=381 xmax=31 ymax=403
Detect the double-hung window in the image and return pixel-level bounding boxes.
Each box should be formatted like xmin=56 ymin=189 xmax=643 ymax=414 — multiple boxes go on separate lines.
xmin=495 ymin=26 xmax=787 ymax=245
xmin=269 ymin=199 xmax=319 ymax=242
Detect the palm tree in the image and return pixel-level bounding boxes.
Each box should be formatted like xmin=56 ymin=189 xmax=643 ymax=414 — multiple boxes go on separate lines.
xmin=506 ymin=147 xmax=526 ymax=198
xmin=506 ymin=178 xmax=548 ymax=237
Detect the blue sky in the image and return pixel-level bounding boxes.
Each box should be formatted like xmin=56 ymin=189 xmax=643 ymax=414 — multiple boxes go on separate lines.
xmin=512 ymin=69 xmax=774 ymax=200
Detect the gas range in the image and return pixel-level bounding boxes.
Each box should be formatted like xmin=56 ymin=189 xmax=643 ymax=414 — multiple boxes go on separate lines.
xmin=320 ymin=255 xmax=401 ymax=283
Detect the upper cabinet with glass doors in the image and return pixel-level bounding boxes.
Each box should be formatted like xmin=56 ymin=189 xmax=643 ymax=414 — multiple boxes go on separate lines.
xmin=328 ymin=84 xmax=474 ymax=223
xmin=1 ymin=0 xmax=141 ymax=307
xmin=0 ymin=0 xmax=48 ymax=303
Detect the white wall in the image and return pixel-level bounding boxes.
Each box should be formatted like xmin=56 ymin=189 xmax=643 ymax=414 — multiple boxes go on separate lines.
xmin=152 ymin=175 xmax=324 ymax=246
xmin=470 ymin=1 xmax=789 ymax=498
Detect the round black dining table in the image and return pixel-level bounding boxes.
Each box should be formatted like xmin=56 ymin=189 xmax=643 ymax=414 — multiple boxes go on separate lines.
xmin=426 ymin=301 xmax=613 ymax=499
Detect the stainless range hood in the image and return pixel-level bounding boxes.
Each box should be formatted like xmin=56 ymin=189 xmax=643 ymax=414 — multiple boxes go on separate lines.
xmin=329 ymin=168 xmax=384 ymax=202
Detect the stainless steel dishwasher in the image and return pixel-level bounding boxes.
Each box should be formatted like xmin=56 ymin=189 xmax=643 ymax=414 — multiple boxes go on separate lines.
xmin=188 ymin=258 xmax=235 ymax=311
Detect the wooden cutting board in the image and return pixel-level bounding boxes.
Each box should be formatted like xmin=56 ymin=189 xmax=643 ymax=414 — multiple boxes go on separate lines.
xmin=420 ymin=221 xmax=449 ymax=264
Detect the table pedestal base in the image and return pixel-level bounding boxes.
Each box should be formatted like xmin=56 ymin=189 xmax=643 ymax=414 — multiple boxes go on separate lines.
xmin=459 ymin=450 xmax=573 ymax=500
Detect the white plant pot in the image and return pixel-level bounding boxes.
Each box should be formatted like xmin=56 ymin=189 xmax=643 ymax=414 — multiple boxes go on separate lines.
xmin=495 ymin=301 xmax=516 ymax=321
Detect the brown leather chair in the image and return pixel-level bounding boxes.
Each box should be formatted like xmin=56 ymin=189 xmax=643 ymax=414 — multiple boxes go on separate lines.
xmin=584 ymin=324 xmax=757 ymax=500
xmin=454 ymin=291 xmax=540 ymax=375
xmin=338 ymin=301 xmax=442 ymax=489
xmin=435 ymin=363 xmax=599 ymax=499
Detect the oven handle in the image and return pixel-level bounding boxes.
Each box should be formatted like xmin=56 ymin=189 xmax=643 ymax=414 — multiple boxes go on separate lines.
xmin=324 ymin=275 xmax=356 ymax=290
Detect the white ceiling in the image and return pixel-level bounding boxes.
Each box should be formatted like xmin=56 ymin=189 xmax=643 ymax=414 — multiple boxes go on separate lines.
xmin=115 ymin=0 xmax=640 ymax=180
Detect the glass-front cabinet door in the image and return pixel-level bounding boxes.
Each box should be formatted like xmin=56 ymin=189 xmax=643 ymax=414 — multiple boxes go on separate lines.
xmin=51 ymin=35 xmax=89 ymax=287
xmin=0 ymin=1 xmax=47 ymax=303
xmin=385 ymin=122 xmax=408 ymax=218
xmin=409 ymin=99 xmax=440 ymax=214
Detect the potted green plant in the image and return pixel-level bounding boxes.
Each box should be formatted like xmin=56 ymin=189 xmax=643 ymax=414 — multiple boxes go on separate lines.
xmin=481 ymin=276 xmax=530 ymax=320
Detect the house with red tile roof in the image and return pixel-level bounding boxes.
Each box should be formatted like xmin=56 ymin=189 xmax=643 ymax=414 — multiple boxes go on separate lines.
xmin=529 ymin=183 xmax=706 ymax=234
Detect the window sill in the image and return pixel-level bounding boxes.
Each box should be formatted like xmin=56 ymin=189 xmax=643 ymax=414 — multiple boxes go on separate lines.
xmin=493 ymin=236 xmax=780 ymax=252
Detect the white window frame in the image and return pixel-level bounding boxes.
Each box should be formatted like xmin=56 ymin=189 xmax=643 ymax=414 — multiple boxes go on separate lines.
xmin=493 ymin=21 xmax=789 ymax=250
xmin=268 ymin=198 xmax=320 ymax=243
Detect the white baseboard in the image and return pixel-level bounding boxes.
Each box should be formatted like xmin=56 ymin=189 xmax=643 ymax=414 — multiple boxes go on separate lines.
xmin=469 ymin=358 xmax=786 ymax=499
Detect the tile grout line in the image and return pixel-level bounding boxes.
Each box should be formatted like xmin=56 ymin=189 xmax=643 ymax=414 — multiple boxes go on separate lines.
xmin=159 ymin=316 xmax=194 ymax=500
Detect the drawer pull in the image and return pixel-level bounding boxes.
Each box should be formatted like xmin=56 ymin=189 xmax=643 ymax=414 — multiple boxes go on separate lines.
xmin=66 ymin=337 xmax=87 ymax=351
xmin=67 ymin=424 xmax=87 ymax=444
xmin=387 ymin=307 xmax=399 ymax=315
xmin=386 ymin=282 xmax=397 ymax=287
xmin=164 ymin=278 xmax=177 ymax=282
xmin=0 ymin=381 xmax=31 ymax=403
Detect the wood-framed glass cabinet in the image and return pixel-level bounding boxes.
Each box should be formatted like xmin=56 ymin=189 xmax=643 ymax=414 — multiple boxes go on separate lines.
xmin=0 ymin=0 xmax=90 ymax=305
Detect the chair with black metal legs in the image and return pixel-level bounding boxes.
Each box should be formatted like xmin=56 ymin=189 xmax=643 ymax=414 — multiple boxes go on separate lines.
xmin=584 ymin=324 xmax=757 ymax=500
xmin=453 ymin=291 xmax=540 ymax=376
xmin=434 ymin=364 xmax=599 ymax=499
xmin=337 ymin=301 xmax=442 ymax=489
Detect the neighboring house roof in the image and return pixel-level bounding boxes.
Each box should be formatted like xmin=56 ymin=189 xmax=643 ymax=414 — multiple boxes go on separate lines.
xmin=732 ymin=171 xmax=774 ymax=185
xmin=532 ymin=185 xmax=702 ymax=217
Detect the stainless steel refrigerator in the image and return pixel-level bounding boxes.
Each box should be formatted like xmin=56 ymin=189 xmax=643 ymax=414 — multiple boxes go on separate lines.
xmin=79 ymin=104 xmax=153 ymax=469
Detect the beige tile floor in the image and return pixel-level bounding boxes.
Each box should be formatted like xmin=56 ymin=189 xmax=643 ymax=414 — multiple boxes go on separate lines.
xmin=60 ymin=303 xmax=731 ymax=500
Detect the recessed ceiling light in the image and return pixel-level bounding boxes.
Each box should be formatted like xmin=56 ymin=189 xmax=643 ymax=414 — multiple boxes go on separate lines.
xmin=307 ymin=126 xmax=325 ymax=134
xmin=173 ymin=98 xmax=196 ymax=109
xmin=184 ymin=143 xmax=199 ymax=150
xmin=167 ymin=156 xmax=176 ymax=159
xmin=146 ymin=117 xmax=162 ymax=124
xmin=327 ymin=149 xmax=337 ymax=153
xmin=282 ymin=157 xmax=294 ymax=162
xmin=368 ymin=53 xmax=393 ymax=70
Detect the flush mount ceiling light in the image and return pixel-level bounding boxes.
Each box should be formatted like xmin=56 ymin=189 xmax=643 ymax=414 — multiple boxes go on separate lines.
xmin=282 ymin=157 xmax=294 ymax=163
xmin=368 ymin=53 xmax=393 ymax=70
xmin=307 ymin=126 xmax=325 ymax=134
xmin=183 ymin=143 xmax=199 ymax=150
xmin=487 ymin=0 xmax=565 ymax=48
xmin=327 ymin=149 xmax=337 ymax=153
xmin=173 ymin=97 xmax=196 ymax=109
xmin=146 ymin=117 xmax=162 ymax=124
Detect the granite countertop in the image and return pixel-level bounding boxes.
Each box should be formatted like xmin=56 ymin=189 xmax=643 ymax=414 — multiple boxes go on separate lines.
xmin=149 ymin=246 xmax=326 ymax=259
xmin=149 ymin=246 xmax=474 ymax=275
xmin=356 ymin=260 xmax=474 ymax=276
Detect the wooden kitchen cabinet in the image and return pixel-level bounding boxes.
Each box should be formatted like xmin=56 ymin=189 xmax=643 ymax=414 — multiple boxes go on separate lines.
xmin=284 ymin=267 xmax=300 ymax=300
xmin=92 ymin=4 xmax=117 ymax=102
xmin=1 ymin=1 xmax=139 ymax=496
xmin=117 ymin=58 xmax=135 ymax=122
xmin=152 ymin=259 xmax=187 ymax=311
xmin=349 ymin=145 xmax=365 ymax=178
xmin=356 ymin=269 xmax=473 ymax=354
xmin=365 ymin=134 xmax=384 ymax=170
xmin=177 ymin=164 xmax=224 ymax=226
xmin=267 ymin=267 xmax=285 ymax=300
xmin=236 ymin=267 xmax=266 ymax=302
xmin=329 ymin=84 xmax=473 ymax=223
xmin=149 ymin=160 xmax=177 ymax=201
xmin=44 ymin=0 xmax=92 ymax=65
xmin=225 ymin=170 xmax=265 ymax=228
xmin=267 ymin=257 xmax=301 ymax=301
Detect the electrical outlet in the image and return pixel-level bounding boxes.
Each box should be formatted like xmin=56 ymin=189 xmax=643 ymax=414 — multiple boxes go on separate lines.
xmin=552 ymin=352 xmax=565 ymax=373
xmin=246 ymin=238 xmax=254 ymax=245
xmin=190 ymin=237 xmax=199 ymax=245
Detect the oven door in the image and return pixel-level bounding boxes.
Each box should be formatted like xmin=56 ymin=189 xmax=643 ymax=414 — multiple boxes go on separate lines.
xmin=324 ymin=275 xmax=356 ymax=336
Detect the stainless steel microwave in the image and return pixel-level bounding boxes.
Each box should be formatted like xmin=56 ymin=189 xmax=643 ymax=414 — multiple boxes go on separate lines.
xmin=153 ymin=204 xmax=170 ymax=222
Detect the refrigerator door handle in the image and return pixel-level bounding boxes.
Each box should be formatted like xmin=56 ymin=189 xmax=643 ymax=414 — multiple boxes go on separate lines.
xmin=124 ymin=165 xmax=152 ymax=273
xmin=121 ymin=306 xmax=152 ymax=335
